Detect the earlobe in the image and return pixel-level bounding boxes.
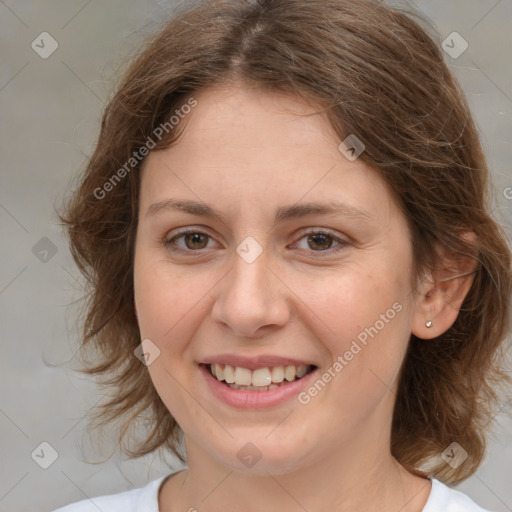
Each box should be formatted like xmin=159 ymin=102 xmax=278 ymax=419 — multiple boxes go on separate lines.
xmin=411 ymin=234 xmax=478 ymax=340
xmin=411 ymin=269 xmax=438 ymax=340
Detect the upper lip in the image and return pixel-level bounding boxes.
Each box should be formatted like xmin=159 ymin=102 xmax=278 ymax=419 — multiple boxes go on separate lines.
xmin=201 ymin=354 xmax=317 ymax=371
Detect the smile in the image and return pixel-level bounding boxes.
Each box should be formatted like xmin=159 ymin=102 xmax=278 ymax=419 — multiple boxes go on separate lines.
xmin=200 ymin=360 xmax=319 ymax=408
xmin=208 ymin=363 xmax=316 ymax=390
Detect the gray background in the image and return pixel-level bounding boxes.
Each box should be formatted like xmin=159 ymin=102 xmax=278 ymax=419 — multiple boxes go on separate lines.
xmin=1 ymin=1 xmax=511 ymax=511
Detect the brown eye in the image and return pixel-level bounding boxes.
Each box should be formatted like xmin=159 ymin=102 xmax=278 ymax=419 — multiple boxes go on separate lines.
xmin=306 ymin=233 xmax=334 ymax=251
xmin=164 ymin=230 xmax=214 ymax=252
xmin=163 ymin=228 xmax=348 ymax=257
xmin=294 ymin=230 xmax=348 ymax=254
xmin=182 ymin=232 xmax=209 ymax=250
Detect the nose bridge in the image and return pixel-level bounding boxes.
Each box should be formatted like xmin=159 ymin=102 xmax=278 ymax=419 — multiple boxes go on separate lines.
xmin=229 ymin=236 xmax=273 ymax=310
xmin=235 ymin=236 xmax=269 ymax=289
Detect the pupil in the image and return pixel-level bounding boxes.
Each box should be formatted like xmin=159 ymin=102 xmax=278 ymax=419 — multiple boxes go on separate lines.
xmin=309 ymin=234 xmax=331 ymax=250
xmin=186 ymin=233 xmax=207 ymax=249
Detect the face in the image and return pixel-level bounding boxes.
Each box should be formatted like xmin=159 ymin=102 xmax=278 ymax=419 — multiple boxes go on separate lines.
xmin=133 ymin=83 xmax=420 ymax=475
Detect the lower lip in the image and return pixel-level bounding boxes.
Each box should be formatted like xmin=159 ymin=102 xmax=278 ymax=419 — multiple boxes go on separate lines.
xmin=199 ymin=364 xmax=318 ymax=409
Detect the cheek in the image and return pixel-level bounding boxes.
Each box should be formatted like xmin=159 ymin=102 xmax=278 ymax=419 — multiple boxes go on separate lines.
xmin=134 ymin=251 xmax=207 ymax=347
xmin=308 ymin=267 xmax=409 ymax=344
xmin=133 ymin=253 xmax=210 ymax=424
xmin=306 ymin=268 xmax=412 ymax=395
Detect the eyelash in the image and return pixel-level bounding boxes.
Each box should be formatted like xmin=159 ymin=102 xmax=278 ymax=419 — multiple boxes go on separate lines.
xmin=162 ymin=227 xmax=349 ymax=257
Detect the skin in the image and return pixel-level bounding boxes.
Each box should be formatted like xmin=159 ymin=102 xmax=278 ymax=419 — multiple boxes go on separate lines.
xmin=133 ymin=82 xmax=475 ymax=512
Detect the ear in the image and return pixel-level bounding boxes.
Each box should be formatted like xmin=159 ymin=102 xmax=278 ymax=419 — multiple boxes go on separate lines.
xmin=412 ymin=233 xmax=478 ymax=340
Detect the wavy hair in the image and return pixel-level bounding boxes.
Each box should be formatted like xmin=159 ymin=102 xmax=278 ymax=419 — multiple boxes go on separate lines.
xmin=58 ymin=0 xmax=511 ymax=484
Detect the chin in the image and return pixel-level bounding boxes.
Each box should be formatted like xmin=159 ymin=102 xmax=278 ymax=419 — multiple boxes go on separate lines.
xmin=209 ymin=436 xmax=313 ymax=476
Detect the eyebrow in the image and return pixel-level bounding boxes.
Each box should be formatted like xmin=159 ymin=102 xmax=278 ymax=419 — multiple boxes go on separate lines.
xmin=145 ymin=198 xmax=376 ymax=225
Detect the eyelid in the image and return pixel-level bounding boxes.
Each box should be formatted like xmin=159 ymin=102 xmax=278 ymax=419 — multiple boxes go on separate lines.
xmin=295 ymin=226 xmax=347 ymax=240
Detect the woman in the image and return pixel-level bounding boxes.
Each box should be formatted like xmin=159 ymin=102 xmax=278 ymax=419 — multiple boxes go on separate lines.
xmin=54 ymin=0 xmax=511 ymax=510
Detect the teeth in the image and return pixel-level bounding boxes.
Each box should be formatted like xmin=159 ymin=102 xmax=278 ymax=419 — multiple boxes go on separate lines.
xmin=296 ymin=364 xmax=308 ymax=378
xmin=252 ymin=368 xmax=272 ymax=386
xmin=209 ymin=363 xmax=312 ymax=389
xmin=271 ymin=366 xmax=284 ymax=383
xmin=284 ymin=365 xmax=296 ymax=381
xmin=223 ymin=364 xmax=235 ymax=383
xmin=234 ymin=366 xmax=252 ymax=386
xmin=214 ymin=363 xmax=224 ymax=381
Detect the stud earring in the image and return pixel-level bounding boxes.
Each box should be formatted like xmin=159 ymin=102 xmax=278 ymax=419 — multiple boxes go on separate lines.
xmin=425 ymin=320 xmax=433 ymax=328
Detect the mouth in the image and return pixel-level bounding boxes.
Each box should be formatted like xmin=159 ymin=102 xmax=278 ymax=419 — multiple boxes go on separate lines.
xmin=204 ymin=363 xmax=317 ymax=391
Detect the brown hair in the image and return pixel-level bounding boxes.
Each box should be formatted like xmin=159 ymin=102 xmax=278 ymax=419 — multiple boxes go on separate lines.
xmin=58 ymin=0 xmax=511 ymax=484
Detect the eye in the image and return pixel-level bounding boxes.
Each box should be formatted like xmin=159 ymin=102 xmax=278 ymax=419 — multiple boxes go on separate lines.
xmin=291 ymin=229 xmax=348 ymax=255
xmin=163 ymin=227 xmax=349 ymax=256
xmin=163 ymin=229 xmax=217 ymax=253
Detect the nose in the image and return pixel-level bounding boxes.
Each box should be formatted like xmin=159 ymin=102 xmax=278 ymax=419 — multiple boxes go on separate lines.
xmin=210 ymin=246 xmax=290 ymax=339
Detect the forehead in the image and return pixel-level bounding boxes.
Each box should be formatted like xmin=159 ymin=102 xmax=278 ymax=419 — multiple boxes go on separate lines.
xmin=139 ymin=83 xmax=396 ymax=227
xmin=177 ymin=83 xmax=338 ymax=148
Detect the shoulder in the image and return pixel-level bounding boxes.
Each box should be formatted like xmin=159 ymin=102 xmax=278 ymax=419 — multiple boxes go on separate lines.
xmin=51 ymin=475 xmax=168 ymax=512
xmin=423 ymin=478 xmax=495 ymax=512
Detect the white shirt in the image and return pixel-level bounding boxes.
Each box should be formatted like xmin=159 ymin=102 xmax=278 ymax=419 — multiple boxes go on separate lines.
xmin=52 ymin=474 xmax=493 ymax=511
